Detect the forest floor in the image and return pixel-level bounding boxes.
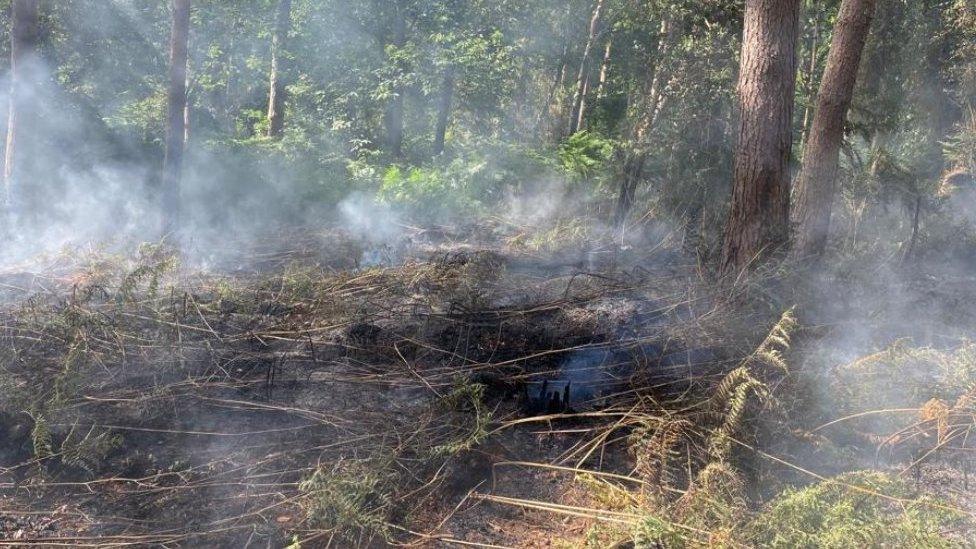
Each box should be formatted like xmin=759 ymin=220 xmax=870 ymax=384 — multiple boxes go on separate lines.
xmin=1 ymin=222 xmax=975 ymax=547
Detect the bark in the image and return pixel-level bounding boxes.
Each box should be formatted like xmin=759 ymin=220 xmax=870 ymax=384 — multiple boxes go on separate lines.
xmin=162 ymin=0 xmax=190 ymax=237
xmin=3 ymin=0 xmax=40 ymax=213
xmin=612 ymin=154 xmax=645 ymax=232
xmin=791 ymin=0 xmax=877 ymax=260
xmin=385 ymin=1 xmax=406 ymax=158
xmin=568 ymin=0 xmax=605 ymax=136
xmin=266 ymin=0 xmax=292 ymax=138
xmin=433 ymin=65 xmax=455 ymax=156
xmin=719 ymin=0 xmax=801 ymax=276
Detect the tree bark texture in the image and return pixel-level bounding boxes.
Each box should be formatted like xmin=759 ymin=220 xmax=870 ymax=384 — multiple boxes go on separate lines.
xmin=433 ymin=65 xmax=455 ymax=155
xmin=162 ymin=0 xmax=190 ymax=237
xmin=719 ymin=0 xmax=801 ymax=275
xmin=791 ymin=0 xmax=876 ymax=260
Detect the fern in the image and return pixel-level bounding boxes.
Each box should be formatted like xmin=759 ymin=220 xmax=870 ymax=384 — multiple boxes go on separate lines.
xmin=705 ymin=307 xmax=796 ymax=461
xmin=630 ymin=416 xmax=691 ymax=487
xmin=60 ymin=424 xmax=123 ymax=477
xmin=432 ymin=377 xmax=492 ymax=456
xmin=116 ymin=245 xmax=177 ymax=303
xmin=29 ymin=412 xmax=54 ymax=462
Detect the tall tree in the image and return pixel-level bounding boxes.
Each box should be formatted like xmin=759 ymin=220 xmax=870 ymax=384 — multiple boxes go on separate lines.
xmin=568 ymin=0 xmax=605 ymax=136
xmin=162 ymin=0 xmax=191 ymax=236
xmin=433 ymin=65 xmax=455 ymax=156
xmin=720 ymin=0 xmax=801 ymax=275
xmin=266 ymin=0 xmax=292 ymax=138
xmin=385 ymin=0 xmax=407 ymax=158
xmin=3 ymin=0 xmax=40 ymax=215
xmin=791 ymin=0 xmax=877 ymax=260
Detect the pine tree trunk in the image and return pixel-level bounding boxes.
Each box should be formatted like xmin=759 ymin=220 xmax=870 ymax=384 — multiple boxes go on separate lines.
xmin=719 ymin=0 xmax=801 ymax=276
xmin=385 ymin=1 xmax=406 ymax=158
xmin=162 ymin=0 xmax=190 ymax=237
xmin=568 ymin=0 xmax=604 ymax=136
xmin=791 ymin=0 xmax=877 ymax=260
xmin=3 ymin=0 xmax=40 ymax=215
xmin=266 ymin=0 xmax=292 ymax=138
xmin=433 ymin=65 xmax=455 ymax=156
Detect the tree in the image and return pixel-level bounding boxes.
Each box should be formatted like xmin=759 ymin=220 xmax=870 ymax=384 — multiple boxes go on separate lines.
xmin=612 ymin=16 xmax=675 ymax=233
xmin=266 ymin=0 xmax=292 ymax=138
xmin=720 ymin=0 xmax=801 ymax=276
xmin=162 ymin=0 xmax=191 ymax=237
xmin=4 ymin=0 xmax=40 ymax=215
xmin=433 ymin=64 xmax=455 ymax=155
xmin=385 ymin=0 xmax=407 ymax=158
xmin=567 ymin=0 xmax=605 ymax=136
xmin=791 ymin=0 xmax=877 ymax=260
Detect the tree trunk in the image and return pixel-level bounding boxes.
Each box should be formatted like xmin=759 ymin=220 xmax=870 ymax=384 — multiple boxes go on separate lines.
xmin=537 ymin=44 xmax=570 ymax=141
xmin=266 ymin=0 xmax=292 ymax=138
xmin=385 ymin=1 xmax=406 ymax=158
xmin=593 ymin=36 xmax=613 ymax=102
xmin=3 ymin=0 xmax=40 ymax=215
xmin=612 ymin=154 xmax=645 ymax=232
xmin=719 ymin=0 xmax=801 ymax=276
xmin=579 ymin=34 xmax=614 ymax=132
xmin=184 ymin=79 xmax=191 ymax=143
xmin=568 ymin=0 xmax=605 ymax=136
xmin=433 ymin=65 xmax=455 ymax=156
xmin=162 ymin=0 xmax=190 ymax=237
xmin=791 ymin=0 xmax=877 ymax=260
xmin=611 ymin=17 xmax=672 ymax=233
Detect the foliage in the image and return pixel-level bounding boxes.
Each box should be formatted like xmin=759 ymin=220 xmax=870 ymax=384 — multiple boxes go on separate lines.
xmin=558 ymin=131 xmax=615 ymax=180
xmin=432 ymin=377 xmax=491 ymax=456
xmin=832 ymin=341 xmax=976 ymax=423
xmin=749 ymin=471 xmax=965 ymax=548
xmin=299 ymin=458 xmax=396 ymax=542
xmin=117 ymin=243 xmax=179 ymax=303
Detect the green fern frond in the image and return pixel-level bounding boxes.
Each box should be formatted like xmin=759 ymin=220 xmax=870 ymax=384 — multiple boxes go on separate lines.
xmin=29 ymin=413 xmax=54 ymax=462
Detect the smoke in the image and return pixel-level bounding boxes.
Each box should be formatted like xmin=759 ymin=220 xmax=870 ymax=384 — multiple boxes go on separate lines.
xmin=338 ymin=192 xmax=403 ymax=243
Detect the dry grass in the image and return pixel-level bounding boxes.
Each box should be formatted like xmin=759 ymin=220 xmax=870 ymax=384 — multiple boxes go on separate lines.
xmin=1 ymin=226 xmax=974 ymax=547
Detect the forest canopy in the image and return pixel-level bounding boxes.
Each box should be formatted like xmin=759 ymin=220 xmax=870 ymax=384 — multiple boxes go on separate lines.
xmin=0 ymin=0 xmax=966 ymax=265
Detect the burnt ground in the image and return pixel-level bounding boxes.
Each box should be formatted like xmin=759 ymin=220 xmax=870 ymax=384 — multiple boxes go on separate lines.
xmin=0 ymin=225 xmax=975 ymax=547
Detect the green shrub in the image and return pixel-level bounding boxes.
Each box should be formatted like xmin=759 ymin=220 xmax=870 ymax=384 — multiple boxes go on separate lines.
xmin=830 ymin=341 xmax=976 ymax=436
xmin=558 ymin=131 xmax=615 ymax=180
xmin=378 ymin=163 xmax=485 ymax=218
xmin=749 ymin=471 xmax=966 ymax=548
xmin=299 ymin=458 xmax=396 ymax=542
